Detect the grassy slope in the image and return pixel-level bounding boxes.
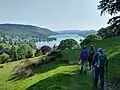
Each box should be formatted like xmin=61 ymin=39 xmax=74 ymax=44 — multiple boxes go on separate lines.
xmin=0 ymin=37 xmax=120 ymax=90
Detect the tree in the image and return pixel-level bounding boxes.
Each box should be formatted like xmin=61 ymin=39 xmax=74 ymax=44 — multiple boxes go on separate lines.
xmin=17 ymin=44 xmax=33 ymax=60
xmin=40 ymin=45 xmax=51 ymax=55
xmin=35 ymin=49 xmax=41 ymax=57
xmin=10 ymin=45 xmax=18 ymax=61
xmin=2 ymin=37 xmax=6 ymax=43
xmin=9 ymin=38 xmax=13 ymax=45
xmin=28 ymin=42 xmax=36 ymax=49
xmin=80 ymin=34 xmax=102 ymax=47
xmin=98 ymin=0 xmax=120 ymax=16
xmin=98 ymin=0 xmax=120 ymax=35
xmin=98 ymin=26 xmax=115 ymax=38
xmin=58 ymin=39 xmax=79 ymax=61
xmin=58 ymin=39 xmax=79 ymax=51
xmin=0 ymin=45 xmax=4 ymax=50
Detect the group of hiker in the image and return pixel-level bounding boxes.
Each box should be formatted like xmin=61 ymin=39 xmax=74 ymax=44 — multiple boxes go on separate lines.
xmin=79 ymin=45 xmax=108 ymax=90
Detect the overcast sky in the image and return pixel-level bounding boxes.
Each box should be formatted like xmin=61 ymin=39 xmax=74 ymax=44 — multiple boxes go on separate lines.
xmin=0 ymin=0 xmax=111 ymax=31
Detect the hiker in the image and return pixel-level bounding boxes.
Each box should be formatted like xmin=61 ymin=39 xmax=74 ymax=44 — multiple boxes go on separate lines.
xmin=92 ymin=48 xmax=108 ymax=90
xmin=88 ymin=45 xmax=95 ymax=70
xmin=79 ymin=46 xmax=88 ymax=75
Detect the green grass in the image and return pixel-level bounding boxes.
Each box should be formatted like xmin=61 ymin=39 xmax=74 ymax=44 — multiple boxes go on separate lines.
xmin=60 ymin=49 xmax=80 ymax=62
xmin=0 ymin=37 xmax=120 ymax=90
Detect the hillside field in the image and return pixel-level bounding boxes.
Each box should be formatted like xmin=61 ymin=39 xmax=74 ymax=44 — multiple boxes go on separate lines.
xmin=0 ymin=37 xmax=120 ymax=90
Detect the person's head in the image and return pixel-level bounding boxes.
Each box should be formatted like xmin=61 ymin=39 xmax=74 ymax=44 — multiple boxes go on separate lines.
xmin=90 ymin=45 xmax=93 ymax=47
xmin=90 ymin=45 xmax=94 ymax=48
xmin=98 ymin=48 xmax=103 ymax=54
xmin=89 ymin=45 xmax=94 ymax=51
xmin=83 ymin=46 xmax=86 ymax=50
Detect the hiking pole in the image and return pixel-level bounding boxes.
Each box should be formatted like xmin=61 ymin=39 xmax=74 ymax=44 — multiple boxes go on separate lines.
xmin=106 ymin=66 xmax=108 ymax=90
xmin=92 ymin=66 xmax=95 ymax=90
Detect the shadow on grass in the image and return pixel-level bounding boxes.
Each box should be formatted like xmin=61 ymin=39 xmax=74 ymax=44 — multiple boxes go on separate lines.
xmin=32 ymin=60 xmax=69 ymax=75
xmin=8 ymin=58 xmax=72 ymax=82
xmin=8 ymin=74 xmax=25 ymax=81
xmin=26 ymin=69 xmax=92 ymax=90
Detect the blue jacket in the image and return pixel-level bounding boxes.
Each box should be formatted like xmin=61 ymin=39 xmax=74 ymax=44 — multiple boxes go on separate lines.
xmin=81 ymin=50 xmax=88 ymax=61
xmin=92 ymin=52 xmax=108 ymax=68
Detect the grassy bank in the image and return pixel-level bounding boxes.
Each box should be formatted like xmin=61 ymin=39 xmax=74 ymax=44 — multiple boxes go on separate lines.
xmin=0 ymin=37 xmax=120 ymax=90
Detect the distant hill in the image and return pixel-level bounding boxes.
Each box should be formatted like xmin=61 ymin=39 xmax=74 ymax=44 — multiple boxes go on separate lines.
xmin=0 ymin=24 xmax=57 ymax=37
xmin=57 ymin=30 xmax=97 ymax=37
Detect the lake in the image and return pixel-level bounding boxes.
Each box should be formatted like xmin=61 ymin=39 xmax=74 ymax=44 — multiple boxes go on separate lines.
xmin=35 ymin=34 xmax=84 ymax=48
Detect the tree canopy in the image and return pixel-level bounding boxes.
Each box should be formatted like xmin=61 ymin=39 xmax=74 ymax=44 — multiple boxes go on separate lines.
xmin=80 ymin=35 xmax=102 ymax=47
xmin=58 ymin=39 xmax=79 ymax=51
xmin=40 ymin=45 xmax=51 ymax=55
xmin=17 ymin=44 xmax=33 ymax=60
xmin=98 ymin=0 xmax=120 ymax=16
xmin=98 ymin=0 xmax=120 ymax=37
xmin=10 ymin=45 xmax=18 ymax=61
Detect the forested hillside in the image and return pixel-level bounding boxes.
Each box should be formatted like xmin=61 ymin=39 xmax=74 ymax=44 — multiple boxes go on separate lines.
xmin=0 ymin=24 xmax=57 ymax=37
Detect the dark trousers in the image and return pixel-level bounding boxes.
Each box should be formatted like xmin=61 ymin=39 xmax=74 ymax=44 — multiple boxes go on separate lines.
xmin=88 ymin=57 xmax=92 ymax=70
xmin=93 ymin=66 xmax=104 ymax=90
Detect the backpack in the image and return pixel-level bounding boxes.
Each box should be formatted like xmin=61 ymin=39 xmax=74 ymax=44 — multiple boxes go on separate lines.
xmin=89 ymin=49 xmax=95 ymax=58
xmin=81 ymin=50 xmax=88 ymax=61
xmin=96 ymin=52 xmax=106 ymax=68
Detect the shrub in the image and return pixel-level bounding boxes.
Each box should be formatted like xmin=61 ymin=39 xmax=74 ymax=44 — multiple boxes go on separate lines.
xmin=12 ymin=54 xmax=57 ymax=79
xmin=0 ymin=53 xmax=10 ymax=64
xmin=12 ymin=60 xmax=33 ymax=78
xmin=40 ymin=45 xmax=52 ymax=55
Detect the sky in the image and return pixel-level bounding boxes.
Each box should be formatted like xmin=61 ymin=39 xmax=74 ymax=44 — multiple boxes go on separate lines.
xmin=0 ymin=0 xmax=112 ymax=31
